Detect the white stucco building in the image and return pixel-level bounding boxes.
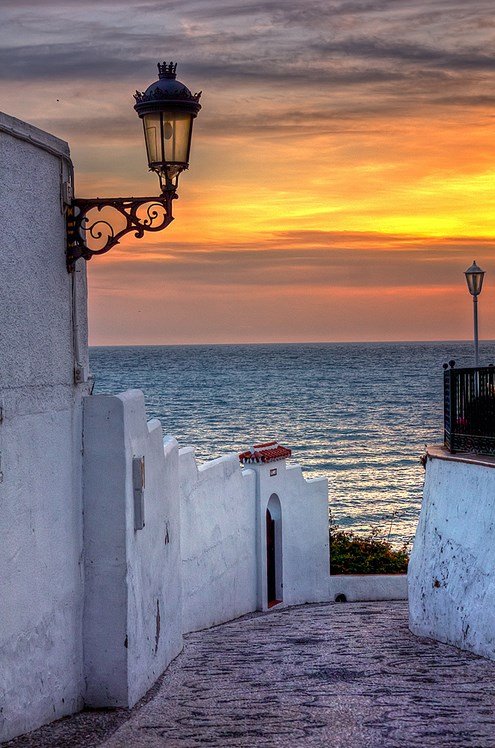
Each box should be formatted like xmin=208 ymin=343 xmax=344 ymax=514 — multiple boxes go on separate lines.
xmin=0 ymin=112 xmax=406 ymax=743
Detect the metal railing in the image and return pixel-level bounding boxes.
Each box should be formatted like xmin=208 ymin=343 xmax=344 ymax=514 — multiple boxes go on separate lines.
xmin=444 ymin=362 xmax=495 ymax=455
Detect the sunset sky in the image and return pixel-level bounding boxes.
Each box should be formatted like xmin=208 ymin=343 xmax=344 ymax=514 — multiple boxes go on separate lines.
xmin=2 ymin=0 xmax=495 ymax=344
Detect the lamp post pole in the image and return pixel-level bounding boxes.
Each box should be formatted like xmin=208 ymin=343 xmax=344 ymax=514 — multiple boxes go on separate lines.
xmin=464 ymin=260 xmax=485 ymax=368
xmin=473 ymin=293 xmax=479 ymax=368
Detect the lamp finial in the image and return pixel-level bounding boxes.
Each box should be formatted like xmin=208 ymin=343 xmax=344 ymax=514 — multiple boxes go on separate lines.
xmin=158 ymin=61 xmax=177 ymax=79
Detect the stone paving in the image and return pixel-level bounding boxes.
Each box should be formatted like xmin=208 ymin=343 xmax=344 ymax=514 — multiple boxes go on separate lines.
xmin=8 ymin=601 xmax=495 ymax=747
xmin=103 ymin=601 xmax=495 ymax=748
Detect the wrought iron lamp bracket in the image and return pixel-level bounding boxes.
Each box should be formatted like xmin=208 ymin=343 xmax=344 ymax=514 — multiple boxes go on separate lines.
xmin=66 ymin=192 xmax=176 ymax=272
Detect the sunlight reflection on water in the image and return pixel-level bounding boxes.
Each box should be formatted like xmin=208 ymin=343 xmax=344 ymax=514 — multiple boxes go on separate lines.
xmin=90 ymin=341 xmax=495 ymax=547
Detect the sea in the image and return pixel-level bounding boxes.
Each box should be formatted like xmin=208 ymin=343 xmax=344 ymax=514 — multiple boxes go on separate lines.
xmin=90 ymin=341 xmax=495 ymax=548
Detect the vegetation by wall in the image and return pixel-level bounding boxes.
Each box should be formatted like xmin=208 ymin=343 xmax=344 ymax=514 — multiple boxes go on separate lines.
xmin=330 ymin=524 xmax=409 ymax=575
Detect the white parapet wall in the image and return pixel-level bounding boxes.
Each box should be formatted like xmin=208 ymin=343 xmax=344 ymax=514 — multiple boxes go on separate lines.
xmin=83 ymin=391 xmax=183 ymax=708
xmin=0 ymin=112 xmax=90 ymax=742
xmin=179 ymin=449 xmax=257 ymax=633
xmin=329 ymin=575 xmax=407 ymax=602
xmin=180 ymin=448 xmax=333 ymax=630
xmin=178 ymin=442 xmax=407 ymax=629
xmin=409 ymin=447 xmax=495 ymax=659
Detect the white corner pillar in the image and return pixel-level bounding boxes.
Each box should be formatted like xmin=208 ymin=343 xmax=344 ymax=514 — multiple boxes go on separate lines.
xmin=82 ymin=391 xmax=183 ymax=708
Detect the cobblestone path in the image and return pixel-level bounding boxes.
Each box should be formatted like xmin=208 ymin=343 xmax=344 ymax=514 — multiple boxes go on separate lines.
xmin=100 ymin=601 xmax=495 ymax=748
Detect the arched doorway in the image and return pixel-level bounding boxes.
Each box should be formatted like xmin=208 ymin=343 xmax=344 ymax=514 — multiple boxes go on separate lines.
xmin=266 ymin=494 xmax=283 ymax=607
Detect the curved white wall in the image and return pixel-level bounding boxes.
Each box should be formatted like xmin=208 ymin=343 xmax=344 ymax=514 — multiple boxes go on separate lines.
xmin=179 ymin=448 xmax=257 ymax=633
xmin=179 ymin=450 xmax=332 ymax=631
xmin=409 ymin=449 xmax=495 ymax=659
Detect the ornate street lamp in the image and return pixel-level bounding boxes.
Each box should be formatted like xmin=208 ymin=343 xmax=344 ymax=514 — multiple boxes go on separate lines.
xmin=134 ymin=61 xmax=202 ymax=194
xmin=465 ymin=260 xmax=485 ymax=367
xmin=66 ymin=61 xmax=202 ymax=272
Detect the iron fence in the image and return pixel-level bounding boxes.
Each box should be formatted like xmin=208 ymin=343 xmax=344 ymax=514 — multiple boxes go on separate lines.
xmin=444 ymin=363 xmax=495 ymax=455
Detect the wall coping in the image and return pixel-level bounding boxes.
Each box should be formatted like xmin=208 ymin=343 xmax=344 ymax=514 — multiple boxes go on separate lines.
xmin=0 ymin=110 xmax=70 ymax=160
xmin=427 ymin=444 xmax=495 ymax=469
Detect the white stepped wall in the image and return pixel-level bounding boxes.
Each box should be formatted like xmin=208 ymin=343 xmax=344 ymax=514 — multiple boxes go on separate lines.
xmin=83 ymin=391 xmax=183 ymax=708
xmin=179 ymin=448 xmax=257 ymax=633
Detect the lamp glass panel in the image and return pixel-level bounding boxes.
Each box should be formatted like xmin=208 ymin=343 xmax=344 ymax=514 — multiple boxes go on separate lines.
xmin=472 ymin=272 xmax=484 ymax=295
xmin=143 ymin=113 xmax=162 ymax=165
xmin=161 ymin=112 xmax=193 ymax=165
xmin=466 ymin=271 xmax=485 ymax=296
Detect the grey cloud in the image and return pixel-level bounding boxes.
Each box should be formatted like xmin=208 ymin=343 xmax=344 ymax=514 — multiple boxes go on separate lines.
xmin=1 ymin=0 xmax=493 ymax=133
xmin=0 ymin=37 xmax=459 ymax=99
xmin=139 ymin=0 xmax=468 ymax=24
xmin=2 ymin=0 xmax=493 ymax=83
xmin=0 ymin=45 xmax=148 ymax=81
xmin=311 ymin=37 xmax=495 ymax=73
xmin=0 ymin=0 xmax=154 ymax=6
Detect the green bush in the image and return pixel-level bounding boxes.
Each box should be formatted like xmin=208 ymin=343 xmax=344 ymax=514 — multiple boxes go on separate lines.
xmin=330 ymin=524 xmax=409 ymax=575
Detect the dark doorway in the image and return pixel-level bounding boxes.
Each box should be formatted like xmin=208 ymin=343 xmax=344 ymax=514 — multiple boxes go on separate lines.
xmin=266 ymin=508 xmax=279 ymax=607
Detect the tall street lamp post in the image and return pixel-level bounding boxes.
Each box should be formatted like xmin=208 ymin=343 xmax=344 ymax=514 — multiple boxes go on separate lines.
xmin=464 ymin=260 xmax=485 ymax=367
xmin=66 ymin=61 xmax=201 ymax=272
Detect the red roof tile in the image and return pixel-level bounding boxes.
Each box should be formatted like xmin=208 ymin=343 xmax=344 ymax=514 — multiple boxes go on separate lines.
xmin=239 ymin=441 xmax=292 ymax=464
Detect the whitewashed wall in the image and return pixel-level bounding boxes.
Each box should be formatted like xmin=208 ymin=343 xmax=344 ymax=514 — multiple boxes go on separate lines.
xmin=180 ymin=448 xmax=257 ymax=633
xmin=250 ymin=461 xmax=330 ymax=609
xmin=409 ymin=451 xmax=495 ymax=659
xmin=0 ymin=112 xmax=89 ymax=742
xmin=329 ymin=574 xmax=407 ymax=602
xmin=180 ymin=451 xmax=332 ymax=629
xmin=83 ymin=391 xmax=183 ymax=708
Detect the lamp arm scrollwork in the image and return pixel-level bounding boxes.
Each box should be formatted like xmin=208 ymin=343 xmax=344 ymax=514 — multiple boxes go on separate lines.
xmin=66 ymin=192 xmax=176 ymax=272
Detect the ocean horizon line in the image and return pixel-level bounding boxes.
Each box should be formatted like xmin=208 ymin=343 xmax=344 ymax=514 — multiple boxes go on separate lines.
xmin=89 ymin=338 xmax=494 ymax=349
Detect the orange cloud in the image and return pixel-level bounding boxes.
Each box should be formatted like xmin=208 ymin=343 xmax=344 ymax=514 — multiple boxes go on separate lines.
xmin=3 ymin=0 xmax=495 ymax=343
